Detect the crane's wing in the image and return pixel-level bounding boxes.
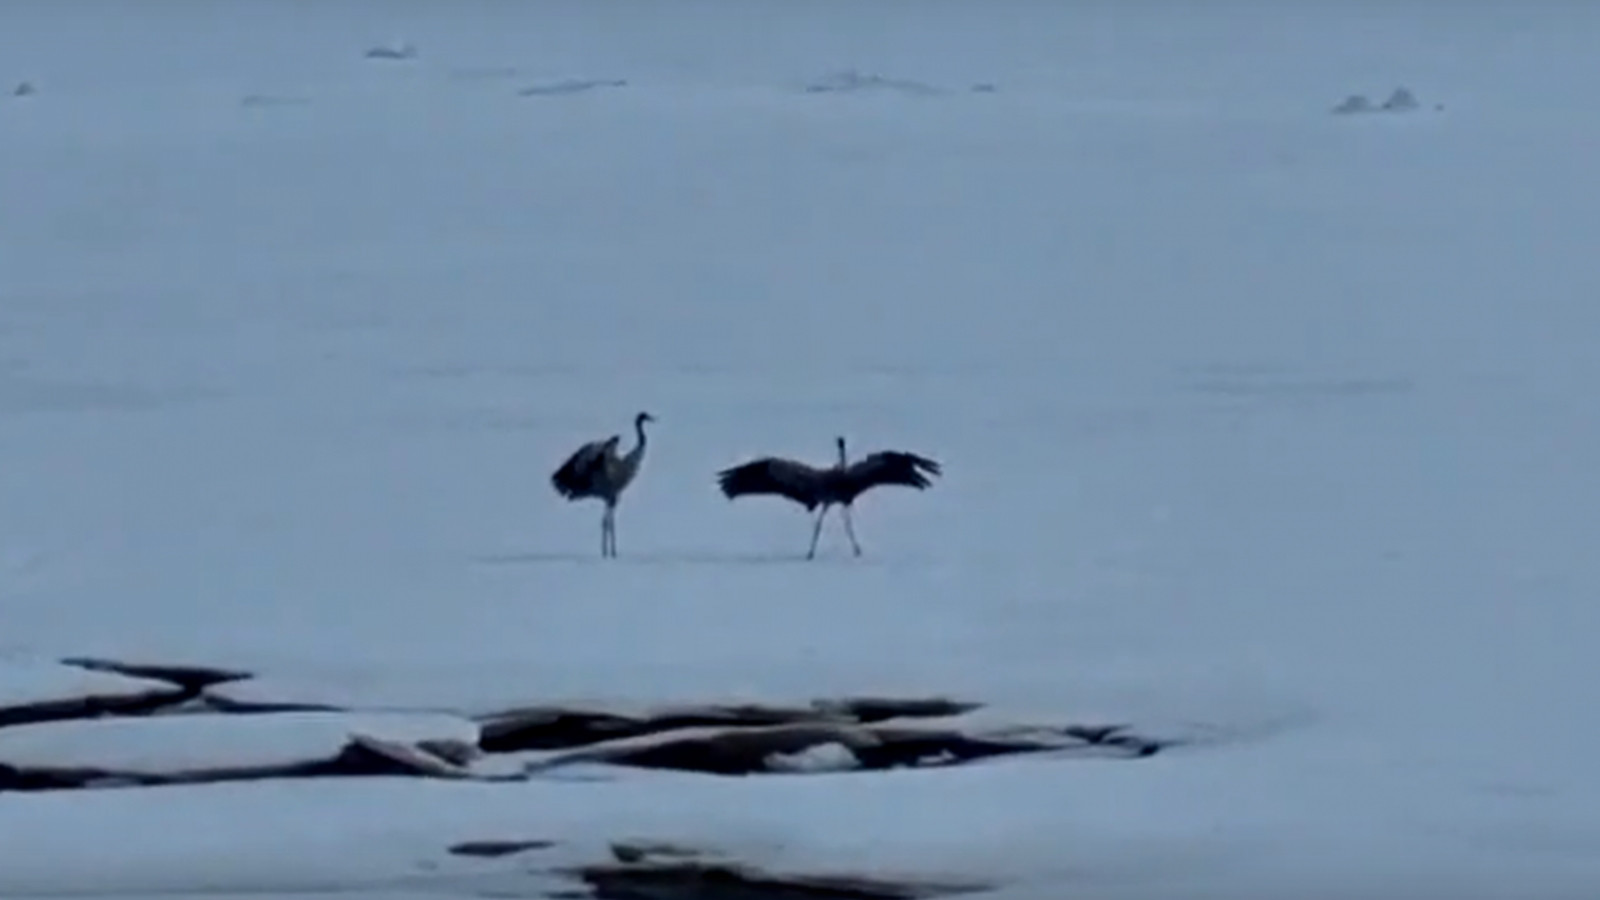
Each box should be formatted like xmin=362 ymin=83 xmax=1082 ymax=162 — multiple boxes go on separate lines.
xmin=551 ymin=436 xmax=617 ymax=499
xmin=716 ymin=457 xmax=829 ymax=511
xmin=841 ymin=450 xmax=942 ymax=496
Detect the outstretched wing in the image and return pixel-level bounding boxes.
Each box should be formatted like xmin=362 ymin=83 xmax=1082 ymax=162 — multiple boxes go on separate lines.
xmin=551 ymin=436 xmax=617 ymax=499
xmin=716 ymin=457 xmax=829 ymax=511
xmin=840 ymin=450 xmax=941 ymax=500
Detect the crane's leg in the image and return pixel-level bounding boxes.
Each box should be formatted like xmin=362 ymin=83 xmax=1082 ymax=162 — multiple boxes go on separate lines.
xmin=806 ymin=506 xmax=829 ymax=560
xmin=601 ymin=504 xmax=615 ymax=558
xmin=841 ymin=504 xmax=862 ymax=557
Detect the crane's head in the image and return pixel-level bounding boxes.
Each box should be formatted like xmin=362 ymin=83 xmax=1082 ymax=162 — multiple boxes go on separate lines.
xmin=835 ymin=435 xmax=847 ymax=462
xmin=635 ymin=411 xmax=656 ymax=426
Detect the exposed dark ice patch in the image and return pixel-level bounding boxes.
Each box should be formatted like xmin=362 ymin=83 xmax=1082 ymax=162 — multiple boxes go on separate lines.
xmin=0 ymin=732 xmax=489 ymax=792
xmin=477 ymin=698 xmax=976 ymax=754
xmin=60 ymin=657 xmax=252 ymax=693
xmin=0 ymin=711 xmax=495 ymax=792
xmin=813 ymin=697 xmax=979 ymax=724
xmin=518 ymin=78 xmax=628 ymax=97
xmin=523 ymin=719 xmax=1165 ymax=778
xmin=448 ymin=838 xmax=556 ymax=858
xmin=2 ymin=651 xmax=1189 ymax=797
xmin=201 ymin=693 xmax=344 ymax=714
xmin=573 ymin=842 xmax=991 ymax=900
xmin=0 ymin=667 xmax=187 ymax=729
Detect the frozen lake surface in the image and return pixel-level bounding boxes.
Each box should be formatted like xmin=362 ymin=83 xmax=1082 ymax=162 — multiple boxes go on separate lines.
xmin=2 ymin=2 xmax=1599 ymax=897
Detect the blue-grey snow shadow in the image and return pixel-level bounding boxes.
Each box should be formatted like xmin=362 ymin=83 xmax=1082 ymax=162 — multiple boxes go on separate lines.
xmin=517 ymin=78 xmax=627 ymax=97
xmin=474 ymin=550 xmax=905 ymax=566
xmin=1176 ymin=363 xmax=1414 ymax=408
xmin=0 ymin=368 xmax=222 ymax=415
xmin=240 ymin=94 xmax=311 ymax=109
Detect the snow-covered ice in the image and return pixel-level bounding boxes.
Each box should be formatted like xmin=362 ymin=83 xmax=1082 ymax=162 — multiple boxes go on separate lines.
xmin=3 ymin=0 xmax=1600 ymax=897
xmin=0 ymin=655 xmax=183 ymax=716
xmin=0 ymin=709 xmax=478 ymax=776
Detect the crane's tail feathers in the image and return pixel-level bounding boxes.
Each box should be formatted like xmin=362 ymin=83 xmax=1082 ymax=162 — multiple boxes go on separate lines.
xmin=551 ymin=445 xmax=606 ymax=500
xmin=551 ymin=466 xmax=586 ymax=499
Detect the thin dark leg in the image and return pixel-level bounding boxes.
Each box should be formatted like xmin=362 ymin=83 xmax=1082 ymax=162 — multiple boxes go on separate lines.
xmin=841 ymin=504 xmax=862 ymax=556
xmin=807 ymin=505 xmax=829 ymax=560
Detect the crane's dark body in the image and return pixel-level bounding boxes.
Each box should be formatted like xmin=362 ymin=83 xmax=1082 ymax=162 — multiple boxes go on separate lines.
xmin=716 ymin=437 xmax=940 ymax=559
xmin=551 ymin=412 xmax=654 ymax=558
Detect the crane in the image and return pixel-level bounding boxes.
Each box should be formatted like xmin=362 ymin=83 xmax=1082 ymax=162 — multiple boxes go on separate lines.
xmin=551 ymin=411 xmax=655 ymax=558
xmin=716 ymin=436 xmax=940 ymax=559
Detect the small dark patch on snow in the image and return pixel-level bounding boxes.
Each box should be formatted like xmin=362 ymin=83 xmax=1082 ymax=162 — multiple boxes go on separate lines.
xmin=365 ymin=42 xmax=418 ymax=61
xmin=1381 ymin=86 xmax=1419 ymax=112
xmin=59 ymin=657 xmax=252 ymax=692
xmin=968 ymin=83 xmax=998 ymax=94
xmin=1332 ymin=94 xmax=1374 ymax=115
xmin=1333 ymin=86 xmax=1433 ymax=116
xmin=804 ymin=70 xmax=945 ymax=97
xmin=517 ymin=78 xmax=628 ymax=97
xmin=575 ymin=858 xmax=989 ymax=900
xmin=13 ymin=81 xmax=35 ymax=98
xmin=448 ymin=838 xmax=557 ymax=858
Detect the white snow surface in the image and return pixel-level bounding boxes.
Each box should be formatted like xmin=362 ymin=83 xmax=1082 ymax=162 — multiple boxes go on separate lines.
xmin=3 ymin=1 xmax=1600 ymax=898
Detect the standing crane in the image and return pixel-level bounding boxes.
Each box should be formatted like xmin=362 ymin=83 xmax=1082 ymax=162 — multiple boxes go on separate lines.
xmin=551 ymin=411 xmax=655 ymax=558
xmin=715 ymin=436 xmax=941 ymax=559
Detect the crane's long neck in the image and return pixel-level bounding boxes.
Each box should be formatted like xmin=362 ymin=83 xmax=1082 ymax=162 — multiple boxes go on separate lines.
xmin=835 ymin=438 xmax=848 ymax=468
xmin=624 ymin=417 xmax=649 ymax=463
